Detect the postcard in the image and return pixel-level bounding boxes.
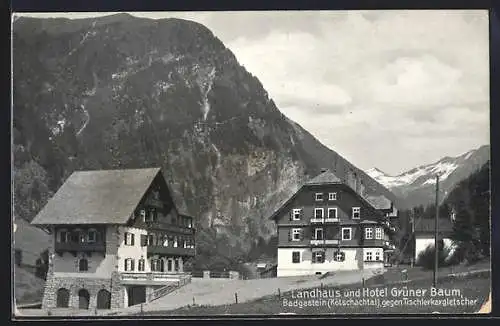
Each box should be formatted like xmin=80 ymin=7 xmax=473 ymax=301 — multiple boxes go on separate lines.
xmin=11 ymin=10 xmax=491 ymax=317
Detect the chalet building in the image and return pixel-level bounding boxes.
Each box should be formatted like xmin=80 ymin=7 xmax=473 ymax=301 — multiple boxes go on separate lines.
xmin=270 ymin=169 xmax=398 ymax=277
xmin=414 ymin=218 xmax=454 ymax=265
xmin=30 ymin=168 xmax=195 ymax=310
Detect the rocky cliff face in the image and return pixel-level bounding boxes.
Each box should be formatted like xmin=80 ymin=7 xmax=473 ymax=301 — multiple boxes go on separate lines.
xmin=13 ymin=14 xmax=399 ymax=264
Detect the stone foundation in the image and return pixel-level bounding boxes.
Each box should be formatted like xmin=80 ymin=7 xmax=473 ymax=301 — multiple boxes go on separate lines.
xmin=42 ymin=273 xmax=125 ymax=310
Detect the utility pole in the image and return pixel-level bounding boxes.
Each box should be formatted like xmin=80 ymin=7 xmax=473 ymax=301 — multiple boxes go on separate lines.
xmin=433 ymin=174 xmax=439 ymax=287
xmin=410 ymin=210 xmax=415 ymax=268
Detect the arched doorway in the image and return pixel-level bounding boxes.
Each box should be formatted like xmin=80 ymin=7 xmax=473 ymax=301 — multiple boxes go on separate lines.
xmin=96 ymin=289 xmax=111 ymax=309
xmin=56 ymin=288 xmax=70 ymax=308
xmin=78 ymin=289 xmax=90 ymax=309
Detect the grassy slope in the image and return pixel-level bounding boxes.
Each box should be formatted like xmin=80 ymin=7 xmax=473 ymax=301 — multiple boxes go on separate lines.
xmin=14 ymin=266 xmax=45 ymax=304
xmin=141 ymin=260 xmax=491 ymax=315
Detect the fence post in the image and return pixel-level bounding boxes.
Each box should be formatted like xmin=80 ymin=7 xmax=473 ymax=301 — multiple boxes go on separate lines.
xmin=140 ymin=303 xmax=144 ymax=315
xmin=193 ymin=297 xmax=196 ymax=305
xmin=362 ymin=278 xmax=365 ymax=287
xmin=235 ymin=293 xmax=238 ymax=304
xmin=278 ymin=288 xmax=281 ymax=300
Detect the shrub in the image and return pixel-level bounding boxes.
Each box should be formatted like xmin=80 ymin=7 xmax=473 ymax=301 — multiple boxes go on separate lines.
xmin=416 ymin=241 xmax=450 ymax=270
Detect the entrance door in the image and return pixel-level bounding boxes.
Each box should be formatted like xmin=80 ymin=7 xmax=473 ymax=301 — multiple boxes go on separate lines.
xmin=56 ymin=288 xmax=70 ymax=308
xmin=96 ymin=289 xmax=111 ymax=309
xmin=78 ymin=289 xmax=90 ymax=309
xmin=127 ymin=286 xmax=146 ymax=307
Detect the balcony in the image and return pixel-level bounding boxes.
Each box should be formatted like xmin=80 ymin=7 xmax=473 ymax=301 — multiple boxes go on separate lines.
xmin=147 ymin=245 xmax=195 ymax=257
xmin=310 ymin=239 xmax=340 ymax=246
xmin=310 ymin=217 xmax=340 ymax=224
xmin=120 ymin=272 xmax=191 ymax=286
xmin=54 ymin=241 xmax=106 ymax=254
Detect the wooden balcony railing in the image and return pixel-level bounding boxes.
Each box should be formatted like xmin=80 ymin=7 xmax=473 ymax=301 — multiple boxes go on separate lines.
xmin=54 ymin=241 xmax=106 ymax=253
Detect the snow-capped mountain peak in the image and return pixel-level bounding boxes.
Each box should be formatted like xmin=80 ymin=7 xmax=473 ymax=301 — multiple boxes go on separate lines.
xmin=366 ymin=145 xmax=490 ymax=208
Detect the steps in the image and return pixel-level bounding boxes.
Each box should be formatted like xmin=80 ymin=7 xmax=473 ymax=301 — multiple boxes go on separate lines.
xmin=147 ymin=274 xmax=192 ymax=302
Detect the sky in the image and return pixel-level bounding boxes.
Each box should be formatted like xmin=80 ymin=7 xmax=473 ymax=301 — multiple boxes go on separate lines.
xmin=14 ymin=10 xmax=490 ymax=175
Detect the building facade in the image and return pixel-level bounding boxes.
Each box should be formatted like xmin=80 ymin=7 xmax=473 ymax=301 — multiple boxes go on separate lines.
xmin=30 ymin=168 xmax=195 ymax=310
xmin=270 ymin=169 xmax=398 ymax=277
xmin=413 ymin=218 xmax=454 ymax=265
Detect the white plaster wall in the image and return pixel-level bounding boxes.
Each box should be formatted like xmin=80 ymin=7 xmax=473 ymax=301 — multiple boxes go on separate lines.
xmin=277 ymin=248 xmax=362 ymax=277
xmin=116 ymin=227 xmax=148 ymax=272
xmin=52 ymin=226 xmax=118 ymax=278
xmin=363 ymin=247 xmax=384 ymax=269
xmin=415 ymin=235 xmax=452 ymax=263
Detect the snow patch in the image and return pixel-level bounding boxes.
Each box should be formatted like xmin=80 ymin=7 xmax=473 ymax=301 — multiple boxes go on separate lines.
xmin=196 ymin=66 xmax=216 ymax=121
xmin=76 ymin=105 xmax=90 ymax=136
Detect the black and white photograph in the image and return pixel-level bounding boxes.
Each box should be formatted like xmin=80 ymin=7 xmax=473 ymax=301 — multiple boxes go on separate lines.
xmin=12 ymin=10 xmax=491 ymax=317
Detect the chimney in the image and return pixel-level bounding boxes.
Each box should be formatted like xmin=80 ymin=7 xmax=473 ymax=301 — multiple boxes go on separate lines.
xmin=359 ymin=178 xmax=365 ymax=197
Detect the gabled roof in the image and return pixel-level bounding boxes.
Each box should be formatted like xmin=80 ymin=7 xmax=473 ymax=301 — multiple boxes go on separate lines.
xmin=305 ymin=170 xmax=343 ymax=185
xmin=414 ymin=218 xmax=454 ymax=234
xmin=365 ymin=195 xmax=392 ymax=210
xmin=31 ymin=168 xmax=163 ymax=225
xmin=269 ymin=169 xmax=384 ymax=221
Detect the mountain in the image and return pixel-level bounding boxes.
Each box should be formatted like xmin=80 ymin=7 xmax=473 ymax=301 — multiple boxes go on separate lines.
xmin=12 ymin=14 xmax=399 ymax=267
xmin=366 ymin=145 xmax=490 ymax=209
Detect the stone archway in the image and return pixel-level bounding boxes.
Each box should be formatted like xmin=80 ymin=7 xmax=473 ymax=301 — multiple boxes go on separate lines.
xmin=96 ymin=289 xmax=111 ymax=309
xmin=78 ymin=289 xmax=90 ymax=309
xmin=56 ymin=288 xmax=70 ymax=308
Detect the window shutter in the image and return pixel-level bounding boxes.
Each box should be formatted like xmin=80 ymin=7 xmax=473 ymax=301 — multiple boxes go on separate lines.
xmin=141 ymin=235 xmax=147 ymax=247
xmin=299 ymin=209 xmax=304 ymax=219
xmin=299 ymin=229 xmax=303 ymax=241
xmin=131 ymin=234 xmax=135 ymax=246
xmin=288 ymin=229 xmax=292 ymax=241
xmin=289 ymin=211 xmax=293 ymax=221
xmin=124 ymin=259 xmax=128 ymax=271
xmin=131 ymin=259 xmax=135 ymax=271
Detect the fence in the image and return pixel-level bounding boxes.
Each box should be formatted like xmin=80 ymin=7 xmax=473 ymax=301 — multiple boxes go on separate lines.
xmin=190 ymin=270 xmax=240 ymax=279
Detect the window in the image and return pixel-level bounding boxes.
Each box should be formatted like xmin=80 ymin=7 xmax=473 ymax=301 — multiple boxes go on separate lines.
xmin=124 ymin=258 xmax=135 ymax=271
xmin=375 ymin=228 xmax=383 ymax=240
xmin=163 ymin=235 xmax=169 ymax=247
xmin=314 ymin=208 xmax=324 ymax=219
xmin=342 ymin=228 xmax=352 ymax=241
xmin=365 ymin=252 xmax=373 ymax=261
xmin=328 ymin=192 xmax=337 ymax=201
xmin=292 ymin=251 xmax=300 ymax=263
xmin=87 ymin=230 xmax=97 ymax=243
xmin=291 ymin=208 xmax=302 ymax=220
xmin=315 ymin=228 xmax=324 ymax=240
xmin=352 ymin=207 xmax=361 ymax=219
xmin=148 ymin=208 xmax=157 ymax=222
xmin=292 ymin=228 xmax=301 ymax=241
xmin=365 ymin=228 xmax=373 ymax=240
xmin=327 ymin=208 xmax=338 ymax=219
xmin=375 ymin=251 xmax=381 ymax=261
xmin=315 ymin=193 xmax=323 ymax=201
xmin=151 ymin=259 xmax=161 ymax=272
xmin=125 ymin=232 xmax=135 ymax=246
xmin=334 ymin=251 xmax=345 ymax=262
xmin=140 ymin=209 xmax=146 ymax=222
xmin=167 ymin=259 xmax=172 ymax=272
xmin=138 ymin=259 xmax=145 ymax=271
xmin=79 ymin=258 xmax=88 ymax=272
xmin=312 ymin=251 xmax=325 ymax=264
xmin=174 ymin=259 xmax=179 ymax=271
xmin=187 ymin=219 xmax=193 ymax=228
xmin=78 ymin=230 xmax=86 ymax=243
xmin=59 ymin=230 xmax=69 ymax=243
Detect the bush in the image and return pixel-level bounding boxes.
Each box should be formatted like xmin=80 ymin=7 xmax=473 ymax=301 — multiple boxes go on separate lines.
xmin=416 ymin=241 xmax=450 ymax=270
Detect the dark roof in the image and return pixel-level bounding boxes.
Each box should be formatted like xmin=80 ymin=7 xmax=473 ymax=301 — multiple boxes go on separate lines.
xmin=31 ymin=168 xmax=162 ymax=225
xmin=269 ymin=169 xmax=386 ymax=221
xmin=305 ymin=170 xmax=343 ymax=185
xmin=414 ymin=218 xmax=454 ymax=234
xmin=365 ymin=195 xmax=392 ymax=210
